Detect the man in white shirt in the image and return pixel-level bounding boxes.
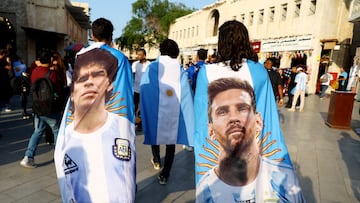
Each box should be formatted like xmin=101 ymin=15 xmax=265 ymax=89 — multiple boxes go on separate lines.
xmin=347 ymin=56 xmax=360 ymax=92
xmin=319 ymin=70 xmax=333 ymax=99
xmin=288 ymin=66 xmax=309 ymax=112
xmin=132 ymin=48 xmax=151 ymax=130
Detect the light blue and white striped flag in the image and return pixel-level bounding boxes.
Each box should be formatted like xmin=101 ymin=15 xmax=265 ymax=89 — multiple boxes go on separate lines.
xmin=194 ymin=59 xmax=293 ymax=184
xmin=55 ymin=42 xmax=136 ymax=202
xmin=140 ymin=55 xmax=194 ymax=145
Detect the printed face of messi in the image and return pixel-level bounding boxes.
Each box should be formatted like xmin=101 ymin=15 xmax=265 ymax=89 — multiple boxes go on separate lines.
xmin=72 ymin=63 xmax=111 ymax=111
xmin=209 ymin=88 xmax=262 ymax=156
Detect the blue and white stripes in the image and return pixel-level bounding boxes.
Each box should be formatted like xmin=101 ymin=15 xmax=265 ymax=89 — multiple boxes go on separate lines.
xmin=140 ymin=55 xmax=194 ymax=146
xmin=193 ymin=60 xmax=293 ymax=184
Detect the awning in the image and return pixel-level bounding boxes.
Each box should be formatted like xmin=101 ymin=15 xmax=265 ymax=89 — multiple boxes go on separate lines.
xmin=21 ymin=26 xmax=66 ymax=38
xmin=65 ymin=4 xmax=91 ymax=29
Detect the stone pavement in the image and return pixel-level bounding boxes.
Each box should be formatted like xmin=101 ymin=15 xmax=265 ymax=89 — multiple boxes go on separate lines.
xmin=0 ymin=94 xmax=359 ymax=203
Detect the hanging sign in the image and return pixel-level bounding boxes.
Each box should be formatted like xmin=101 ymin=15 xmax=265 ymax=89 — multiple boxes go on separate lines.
xmin=260 ymin=35 xmax=313 ymax=52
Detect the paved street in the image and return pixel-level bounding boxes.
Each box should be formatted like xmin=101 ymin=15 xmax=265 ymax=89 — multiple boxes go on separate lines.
xmin=0 ymin=94 xmax=359 ymax=203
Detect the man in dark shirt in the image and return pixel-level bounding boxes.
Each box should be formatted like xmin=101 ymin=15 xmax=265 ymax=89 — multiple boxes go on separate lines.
xmin=20 ymin=50 xmax=63 ymax=168
xmin=264 ymin=58 xmax=284 ymax=106
xmin=186 ymin=48 xmax=207 ymax=92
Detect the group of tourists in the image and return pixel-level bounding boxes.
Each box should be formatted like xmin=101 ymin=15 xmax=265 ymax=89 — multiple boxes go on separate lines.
xmin=7 ymin=17 xmax=310 ymax=202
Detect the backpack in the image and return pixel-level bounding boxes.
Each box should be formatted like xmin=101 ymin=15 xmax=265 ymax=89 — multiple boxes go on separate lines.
xmin=31 ymin=71 xmax=60 ymax=115
xmin=320 ymin=73 xmax=329 ymax=83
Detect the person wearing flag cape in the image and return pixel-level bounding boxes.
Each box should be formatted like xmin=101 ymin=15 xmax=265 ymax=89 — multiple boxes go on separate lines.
xmin=54 ymin=18 xmax=135 ymax=202
xmin=194 ymin=20 xmax=304 ymax=202
xmin=140 ymin=39 xmax=194 ymax=185
xmin=196 ymin=77 xmax=304 ymax=202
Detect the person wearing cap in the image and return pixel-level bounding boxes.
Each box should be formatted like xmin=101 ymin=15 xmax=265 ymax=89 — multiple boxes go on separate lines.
xmin=288 ymin=65 xmax=308 ymax=112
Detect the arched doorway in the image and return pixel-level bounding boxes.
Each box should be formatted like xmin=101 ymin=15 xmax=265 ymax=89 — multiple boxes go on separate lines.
xmin=0 ymin=16 xmax=16 ymax=49
xmin=211 ymin=10 xmax=219 ymax=36
xmin=208 ymin=10 xmax=220 ymax=37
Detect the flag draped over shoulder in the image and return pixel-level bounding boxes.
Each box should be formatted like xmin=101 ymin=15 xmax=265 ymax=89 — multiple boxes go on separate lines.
xmin=59 ymin=42 xmax=135 ymax=129
xmin=140 ymin=55 xmax=194 ymax=146
xmin=194 ymin=60 xmax=292 ymax=184
xmin=54 ymin=43 xmax=136 ymax=202
xmin=100 ymin=45 xmax=135 ymax=123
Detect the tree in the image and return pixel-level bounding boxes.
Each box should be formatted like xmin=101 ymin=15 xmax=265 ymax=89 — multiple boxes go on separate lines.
xmin=115 ymin=0 xmax=194 ymax=52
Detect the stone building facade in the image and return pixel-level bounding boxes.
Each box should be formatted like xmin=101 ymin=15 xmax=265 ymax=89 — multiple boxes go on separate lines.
xmin=349 ymin=0 xmax=360 ymax=57
xmin=0 ymin=0 xmax=90 ymax=66
xmin=168 ymin=0 xmax=355 ymax=94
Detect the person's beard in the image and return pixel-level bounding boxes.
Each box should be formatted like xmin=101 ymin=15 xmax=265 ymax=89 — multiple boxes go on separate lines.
xmin=222 ymin=123 xmax=248 ymax=183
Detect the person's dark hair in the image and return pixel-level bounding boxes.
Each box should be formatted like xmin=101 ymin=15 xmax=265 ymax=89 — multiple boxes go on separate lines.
xmin=92 ymin=18 xmax=114 ymax=43
xmin=265 ymin=58 xmax=274 ymax=64
xmin=38 ymin=49 xmax=52 ymax=64
xmin=217 ymin=20 xmax=258 ymax=71
xmin=159 ymin=39 xmax=179 ymax=59
xmin=137 ymin=48 xmax=146 ymax=56
xmin=208 ymin=77 xmax=256 ymax=122
xmin=197 ymin=49 xmax=208 ymax=61
xmin=70 ymin=48 xmax=118 ymax=112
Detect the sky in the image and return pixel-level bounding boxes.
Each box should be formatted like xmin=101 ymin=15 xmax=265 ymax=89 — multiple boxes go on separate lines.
xmin=72 ymin=0 xmax=216 ymax=40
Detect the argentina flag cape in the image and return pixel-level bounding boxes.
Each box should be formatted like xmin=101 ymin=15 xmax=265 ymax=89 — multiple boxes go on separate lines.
xmin=55 ymin=43 xmax=136 ymax=202
xmin=194 ymin=59 xmax=293 ymax=184
xmin=140 ymin=55 xmax=194 ymax=145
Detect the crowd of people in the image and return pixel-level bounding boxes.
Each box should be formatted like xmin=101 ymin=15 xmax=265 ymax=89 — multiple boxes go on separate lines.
xmin=0 ymin=44 xmax=73 ymax=167
xmin=0 ymin=46 xmax=72 ymax=118
xmin=2 ymin=16 xmax=354 ymax=202
xmin=259 ymin=58 xmax=349 ymax=113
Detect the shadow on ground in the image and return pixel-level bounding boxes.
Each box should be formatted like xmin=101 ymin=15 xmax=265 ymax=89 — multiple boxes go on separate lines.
xmin=338 ymin=131 xmax=360 ymax=201
xmin=0 ymin=107 xmax=53 ymax=166
xmin=135 ymin=149 xmax=195 ymax=203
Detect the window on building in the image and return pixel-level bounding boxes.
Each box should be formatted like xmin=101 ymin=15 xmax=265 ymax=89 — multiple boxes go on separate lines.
xmin=192 ymin=27 xmax=194 ymax=37
xmin=281 ymin=3 xmax=287 ymax=21
xmin=180 ymin=30 xmax=182 ymax=39
xmin=240 ymin=14 xmax=245 ymax=23
xmin=269 ymin=6 xmax=275 ymax=22
xmin=197 ymin=25 xmax=199 ymax=36
xmin=294 ymin=0 xmax=301 ymax=17
xmin=188 ymin=28 xmax=190 ymax=38
xmin=183 ymin=29 xmax=186 ymax=38
xmin=309 ymin=0 xmax=316 ymax=15
xmin=259 ymin=9 xmax=264 ymax=24
xmin=211 ymin=10 xmax=220 ymax=36
xmin=249 ymin=11 xmax=254 ymax=25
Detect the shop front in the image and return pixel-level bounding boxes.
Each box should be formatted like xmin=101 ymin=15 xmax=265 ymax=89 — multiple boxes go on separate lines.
xmin=259 ymin=35 xmax=314 ymax=94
